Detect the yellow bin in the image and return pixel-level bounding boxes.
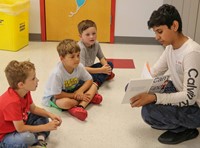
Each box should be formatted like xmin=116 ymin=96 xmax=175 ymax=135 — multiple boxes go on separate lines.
xmin=0 ymin=0 xmax=30 ymax=51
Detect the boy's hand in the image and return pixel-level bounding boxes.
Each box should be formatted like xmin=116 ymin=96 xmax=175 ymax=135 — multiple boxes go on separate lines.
xmin=74 ymin=91 xmax=84 ymax=100
xmin=101 ymin=64 xmax=112 ymax=75
xmin=53 ymin=119 xmax=61 ymax=126
xmin=74 ymin=89 xmax=84 ymax=97
xmin=130 ymin=93 xmax=156 ymax=107
xmin=49 ymin=113 xmax=62 ymax=126
xmin=74 ymin=89 xmax=92 ymax=102
xmin=74 ymin=93 xmax=90 ymax=102
xmin=82 ymin=95 xmax=91 ymax=102
xmin=45 ymin=120 xmax=60 ymax=131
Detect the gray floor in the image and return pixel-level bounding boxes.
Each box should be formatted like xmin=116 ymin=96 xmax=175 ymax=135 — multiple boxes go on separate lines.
xmin=0 ymin=42 xmax=200 ymax=148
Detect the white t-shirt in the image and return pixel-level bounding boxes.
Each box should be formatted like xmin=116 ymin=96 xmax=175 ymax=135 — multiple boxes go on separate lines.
xmin=42 ymin=62 xmax=92 ymax=106
xmin=151 ymin=38 xmax=200 ymax=107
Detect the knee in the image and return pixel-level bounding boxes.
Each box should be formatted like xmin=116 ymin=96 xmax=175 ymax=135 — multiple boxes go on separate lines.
xmin=40 ymin=116 xmax=49 ymax=124
xmin=1 ymin=132 xmax=36 ymax=148
xmin=141 ymin=105 xmax=151 ymax=122
xmin=61 ymin=100 xmax=78 ymax=109
xmin=22 ymin=132 xmax=36 ymax=145
xmin=107 ymin=61 xmax=114 ymax=69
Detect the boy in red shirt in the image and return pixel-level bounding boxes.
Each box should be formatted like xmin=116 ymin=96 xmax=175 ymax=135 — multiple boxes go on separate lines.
xmin=0 ymin=60 xmax=62 ymax=148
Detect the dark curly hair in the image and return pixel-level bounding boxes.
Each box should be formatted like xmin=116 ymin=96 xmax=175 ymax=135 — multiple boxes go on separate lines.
xmin=147 ymin=4 xmax=182 ymax=33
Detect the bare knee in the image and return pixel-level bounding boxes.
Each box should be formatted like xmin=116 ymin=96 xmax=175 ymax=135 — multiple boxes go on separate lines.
xmin=64 ymin=101 xmax=78 ymax=109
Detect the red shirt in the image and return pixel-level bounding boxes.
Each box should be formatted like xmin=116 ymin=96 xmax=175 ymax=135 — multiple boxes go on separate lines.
xmin=0 ymin=88 xmax=33 ymax=141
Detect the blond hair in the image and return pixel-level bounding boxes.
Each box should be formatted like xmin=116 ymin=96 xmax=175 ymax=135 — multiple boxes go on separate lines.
xmin=57 ymin=39 xmax=80 ymax=57
xmin=78 ymin=19 xmax=97 ymax=34
xmin=5 ymin=60 xmax=35 ymax=89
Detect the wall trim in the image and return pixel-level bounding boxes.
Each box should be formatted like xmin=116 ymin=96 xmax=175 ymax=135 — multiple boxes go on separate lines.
xmin=114 ymin=36 xmax=160 ymax=45
xmin=29 ymin=33 xmax=160 ymax=45
xmin=29 ymin=33 xmax=41 ymax=41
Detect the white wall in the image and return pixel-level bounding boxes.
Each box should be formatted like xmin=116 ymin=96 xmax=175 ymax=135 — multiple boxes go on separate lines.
xmin=29 ymin=0 xmax=40 ymax=33
xmin=115 ymin=0 xmax=163 ymax=37
xmin=29 ymin=0 xmax=163 ymax=37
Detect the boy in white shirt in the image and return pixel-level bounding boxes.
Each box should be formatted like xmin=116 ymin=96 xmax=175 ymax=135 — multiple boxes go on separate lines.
xmin=43 ymin=39 xmax=102 ymax=121
xmin=130 ymin=4 xmax=200 ymax=144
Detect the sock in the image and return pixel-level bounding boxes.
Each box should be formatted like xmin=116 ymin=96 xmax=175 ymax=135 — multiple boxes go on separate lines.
xmin=37 ymin=134 xmax=45 ymax=141
xmin=77 ymin=105 xmax=84 ymax=108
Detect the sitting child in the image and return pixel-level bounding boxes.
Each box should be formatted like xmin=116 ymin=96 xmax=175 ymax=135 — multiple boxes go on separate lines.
xmin=42 ymin=39 xmax=102 ymax=121
xmin=0 ymin=60 xmax=62 ymax=148
xmin=78 ymin=19 xmax=115 ymax=87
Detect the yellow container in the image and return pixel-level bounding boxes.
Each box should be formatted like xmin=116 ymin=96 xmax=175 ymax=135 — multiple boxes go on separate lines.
xmin=0 ymin=0 xmax=30 ymax=51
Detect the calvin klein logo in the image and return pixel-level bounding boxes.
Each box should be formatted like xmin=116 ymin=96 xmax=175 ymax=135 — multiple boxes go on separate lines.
xmin=187 ymin=69 xmax=198 ymax=100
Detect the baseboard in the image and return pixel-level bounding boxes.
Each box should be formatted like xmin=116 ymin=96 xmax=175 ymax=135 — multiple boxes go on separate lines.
xmin=114 ymin=36 xmax=160 ymax=45
xmin=29 ymin=33 xmax=160 ymax=45
xmin=29 ymin=33 xmax=41 ymax=41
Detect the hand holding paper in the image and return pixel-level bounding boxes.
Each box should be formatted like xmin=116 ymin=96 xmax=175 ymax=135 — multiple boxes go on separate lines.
xmin=122 ymin=79 xmax=153 ymax=104
xmin=130 ymin=93 xmax=157 ymax=107
xmin=122 ymin=62 xmax=170 ymax=104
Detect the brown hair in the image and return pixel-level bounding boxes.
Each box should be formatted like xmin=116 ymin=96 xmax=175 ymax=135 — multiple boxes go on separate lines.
xmin=5 ymin=60 xmax=35 ymax=89
xmin=57 ymin=39 xmax=80 ymax=57
xmin=78 ymin=19 xmax=97 ymax=34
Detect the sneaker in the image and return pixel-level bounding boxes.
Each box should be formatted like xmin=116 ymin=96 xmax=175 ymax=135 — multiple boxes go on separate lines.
xmin=32 ymin=140 xmax=47 ymax=148
xmin=31 ymin=146 xmax=46 ymax=148
xmin=91 ymin=94 xmax=103 ymax=104
xmin=106 ymin=72 xmax=115 ymax=81
xmin=158 ymin=129 xmax=199 ymax=144
xmin=68 ymin=107 xmax=88 ymax=121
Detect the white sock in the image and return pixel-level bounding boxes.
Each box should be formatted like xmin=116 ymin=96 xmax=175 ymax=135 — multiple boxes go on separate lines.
xmin=37 ymin=135 xmax=45 ymax=141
